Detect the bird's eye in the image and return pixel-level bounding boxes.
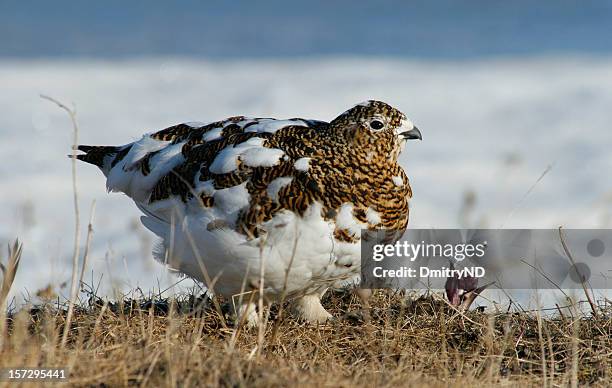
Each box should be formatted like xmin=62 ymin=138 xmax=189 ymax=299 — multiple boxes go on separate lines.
xmin=369 ymin=119 xmax=385 ymax=130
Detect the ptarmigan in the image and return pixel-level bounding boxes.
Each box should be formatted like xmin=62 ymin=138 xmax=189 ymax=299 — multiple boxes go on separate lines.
xmin=76 ymin=100 xmax=422 ymax=325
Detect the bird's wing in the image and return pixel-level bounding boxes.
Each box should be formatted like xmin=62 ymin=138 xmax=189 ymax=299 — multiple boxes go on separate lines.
xmin=76 ymin=114 xmax=410 ymax=241
xmin=76 ymin=116 xmax=328 ymax=233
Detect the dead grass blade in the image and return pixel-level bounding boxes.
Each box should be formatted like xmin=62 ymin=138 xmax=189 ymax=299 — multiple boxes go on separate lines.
xmin=0 ymin=239 xmax=23 ymax=350
xmin=558 ymin=226 xmax=599 ymax=318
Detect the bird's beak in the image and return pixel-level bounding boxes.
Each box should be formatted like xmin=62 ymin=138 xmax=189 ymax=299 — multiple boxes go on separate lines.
xmin=400 ymin=126 xmax=422 ymax=140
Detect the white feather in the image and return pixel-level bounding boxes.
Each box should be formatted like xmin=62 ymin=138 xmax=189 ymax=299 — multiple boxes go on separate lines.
xmin=240 ymin=147 xmax=284 ymax=168
xmin=245 ymin=119 xmax=307 ymax=134
xmin=335 ymin=203 xmax=367 ymax=237
xmin=212 ymin=182 xmax=251 ymax=219
xmin=185 ymin=121 xmax=208 ymax=128
xmin=107 ymin=140 xmax=185 ymax=201
xmin=147 ymin=200 xmax=361 ymax=298
xmin=124 ymin=135 xmax=169 ymax=169
xmin=294 ymin=157 xmax=311 ymax=172
xmin=203 ymin=127 xmax=223 ymax=141
xmin=196 ymin=179 xmax=216 ymax=196
xmin=366 ymin=207 xmax=382 ymax=225
xmin=266 ymin=177 xmax=293 ymax=202
xmin=208 ymin=137 xmax=274 ymax=174
xmin=209 ymin=145 xmax=241 ymax=174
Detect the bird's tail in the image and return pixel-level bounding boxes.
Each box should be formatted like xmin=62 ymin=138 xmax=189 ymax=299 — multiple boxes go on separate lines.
xmin=70 ymin=144 xmax=120 ymax=174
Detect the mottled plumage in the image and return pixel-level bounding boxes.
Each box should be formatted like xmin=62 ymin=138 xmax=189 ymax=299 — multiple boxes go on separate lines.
xmin=76 ymin=100 xmax=422 ymax=324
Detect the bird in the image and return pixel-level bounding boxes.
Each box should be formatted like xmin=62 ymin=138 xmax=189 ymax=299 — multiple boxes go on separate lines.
xmin=75 ymin=100 xmax=422 ymax=326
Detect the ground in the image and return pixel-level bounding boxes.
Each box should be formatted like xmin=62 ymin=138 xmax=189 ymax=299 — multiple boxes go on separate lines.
xmin=1 ymin=289 xmax=610 ymax=387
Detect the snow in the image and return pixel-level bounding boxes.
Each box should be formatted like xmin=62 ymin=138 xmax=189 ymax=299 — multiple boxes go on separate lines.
xmin=1 ymin=56 xmax=611 ymax=307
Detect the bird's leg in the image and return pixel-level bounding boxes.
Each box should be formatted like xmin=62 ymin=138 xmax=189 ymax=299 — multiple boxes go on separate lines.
xmin=232 ymin=300 xmax=259 ymax=328
xmin=292 ymin=290 xmax=333 ymax=323
xmin=355 ymin=288 xmax=372 ymax=323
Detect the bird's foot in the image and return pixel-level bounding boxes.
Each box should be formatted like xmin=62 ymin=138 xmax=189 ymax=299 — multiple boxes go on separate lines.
xmin=291 ymin=294 xmax=333 ymax=324
xmin=354 ymin=288 xmax=372 ymax=323
xmin=232 ymin=302 xmax=259 ymax=328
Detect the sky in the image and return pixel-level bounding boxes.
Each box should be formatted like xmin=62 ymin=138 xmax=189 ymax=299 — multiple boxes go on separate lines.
xmin=1 ymin=1 xmax=612 ymax=59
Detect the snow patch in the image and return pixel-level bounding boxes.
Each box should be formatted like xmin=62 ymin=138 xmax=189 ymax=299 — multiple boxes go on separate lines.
xmin=3 ymin=57 xmax=611 ymax=309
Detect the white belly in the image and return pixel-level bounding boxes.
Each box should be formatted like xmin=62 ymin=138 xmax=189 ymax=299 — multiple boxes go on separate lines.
xmin=141 ymin=200 xmax=361 ymax=299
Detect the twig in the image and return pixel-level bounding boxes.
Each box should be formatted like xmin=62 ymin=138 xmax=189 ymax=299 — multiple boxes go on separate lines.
xmin=78 ymin=201 xmax=96 ymax=293
xmin=500 ymin=164 xmax=553 ymax=228
xmin=558 ymin=226 xmax=599 ymax=318
xmin=535 ymin=294 xmax=547 ymax=387
xmin=41 ymin=94 xmax=83 ymax=347
xmin=0 ymin=240 xmax=22 ymax=309
xmin=569 ymin=304 xmax=580 ymax=388
xmin=520 ymin=259 xmax=569 ymax=300
xmin=256 ymin=236 xmax=266 ymax=358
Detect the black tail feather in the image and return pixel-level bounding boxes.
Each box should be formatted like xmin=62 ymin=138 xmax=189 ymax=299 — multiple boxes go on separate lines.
xmin=75 ymin=145 xmax=99 ymax=153
xmin=72 ymin=145 xmax=119 ymax=169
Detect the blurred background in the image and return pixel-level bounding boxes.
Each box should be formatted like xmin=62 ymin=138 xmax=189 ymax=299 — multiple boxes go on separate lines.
xmin=1 ymin=1 xmax=611 ymax=305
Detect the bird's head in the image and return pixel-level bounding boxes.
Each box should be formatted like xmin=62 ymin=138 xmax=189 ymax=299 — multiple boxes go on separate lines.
xmin=329 ymin=100 xmax=421 ymax=160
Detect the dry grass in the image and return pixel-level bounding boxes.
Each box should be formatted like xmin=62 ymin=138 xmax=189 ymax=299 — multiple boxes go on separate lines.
xmin=1 ymin=288 xmax=611 ymax=387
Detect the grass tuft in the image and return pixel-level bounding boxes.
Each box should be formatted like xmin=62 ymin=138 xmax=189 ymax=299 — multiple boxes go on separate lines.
xmin=1 ymin=288 xmax=610 ymax=386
